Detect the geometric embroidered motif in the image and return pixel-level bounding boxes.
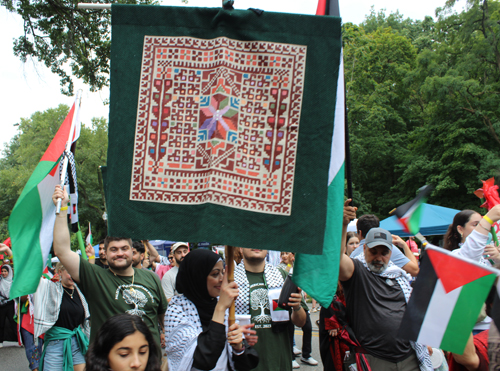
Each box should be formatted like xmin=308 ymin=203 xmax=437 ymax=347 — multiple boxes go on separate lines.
xmin=130 ymin=36 xmax=307 ymax=215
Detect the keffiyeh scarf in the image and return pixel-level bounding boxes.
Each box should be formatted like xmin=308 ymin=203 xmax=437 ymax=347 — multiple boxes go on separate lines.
xmin=165 ymin=295 xmax=232 ymax=371
xmin=354 ymin=254 xmax=432 ymax=371
xmin=234 ymin=262 xmax=284 ymax=315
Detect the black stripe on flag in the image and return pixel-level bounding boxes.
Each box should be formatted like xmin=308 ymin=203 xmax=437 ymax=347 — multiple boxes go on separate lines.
xmin=397 ymin=254 xmax=438 ymax=341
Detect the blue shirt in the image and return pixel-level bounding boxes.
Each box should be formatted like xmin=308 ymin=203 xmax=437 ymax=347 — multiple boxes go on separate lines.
xmin=350 ymin=239 xmax=410 ymax=268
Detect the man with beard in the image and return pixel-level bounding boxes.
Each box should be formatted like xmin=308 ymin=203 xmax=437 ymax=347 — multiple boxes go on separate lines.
xmin=234 ymin=248 xmax=306 ymax=371
xmin=51 ymin=185 xmax=168 ymax=351
xmin=132 ymin=241 xmax=147 ymax=269
xmin=94 ymin=240 xmax=109 ymax=269
xmin=339 ymin=204 xmax=431 ymax=371
xmin=161 ymin=242 xmax=189 ymax=302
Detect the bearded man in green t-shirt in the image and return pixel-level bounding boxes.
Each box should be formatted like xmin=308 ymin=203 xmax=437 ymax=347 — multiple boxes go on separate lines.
xmin=51 ymin=185 xmax=168 ymax=351
xmin=234 ymin=248 xmax=306 ymax=371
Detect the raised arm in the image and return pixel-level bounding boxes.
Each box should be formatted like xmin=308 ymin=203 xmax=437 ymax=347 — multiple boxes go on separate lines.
xmin=144 ymin=240 xmax=161 ymax=264
xmin=52 ymin=185 xmax=81 ymax=282
xmin=339 ymin=199 xmax=357 ymax=282
xmin=392 ymin=235 xmax=419 ymax=277
xmin=0 ymin=244 xmax=13 ymax=260
xmin=458 ymin=204 xmax=500 ymax=262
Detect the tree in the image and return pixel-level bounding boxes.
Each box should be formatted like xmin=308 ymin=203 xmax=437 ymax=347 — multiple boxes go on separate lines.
xmin=0 ymin=105 xmax=108 ymax=244
xmin=343 ymin=23 xmax=419 ymax=216
xmin=2 ymin=0 xmax=157 ymax=95
xmin=250 ymin=288 xmax=271 ymax=323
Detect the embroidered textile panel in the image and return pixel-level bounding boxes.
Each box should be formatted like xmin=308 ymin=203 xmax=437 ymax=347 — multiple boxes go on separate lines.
xmin=132 ymin=36 xmax=306 ymax=215
xmin=106 ymin=5 xmax=341 ymax=254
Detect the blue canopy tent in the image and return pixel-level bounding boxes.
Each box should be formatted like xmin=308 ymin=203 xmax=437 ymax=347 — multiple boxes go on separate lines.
xmin=380 ymin=203 xmax=460 ymax=237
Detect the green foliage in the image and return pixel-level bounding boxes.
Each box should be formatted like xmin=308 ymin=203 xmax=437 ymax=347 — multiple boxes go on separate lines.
xmin=3 ymin=0 xmax=157 ymax=95
xmin=344 ymin=2 xmax=500 ymax=219
xmin=0 ymin=105 xmax=109 ymax=247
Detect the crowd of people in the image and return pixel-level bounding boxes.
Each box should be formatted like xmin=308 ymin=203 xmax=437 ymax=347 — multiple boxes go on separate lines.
xmin=0 ymin=186 xmax=499 ymax=371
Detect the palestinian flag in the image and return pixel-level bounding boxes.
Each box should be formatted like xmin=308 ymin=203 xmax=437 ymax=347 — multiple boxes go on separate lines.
xmin=8 ymin=96 xmax=81 ymax=299
xmin=42 ymin=266 xmax=53 ymax=280
xmin=398 ymin=245 xmax=497 ymax=354
xmin=86 ymin=222 xmax=93 ymax=246
xmin=390 ymin=185 xmax=433 ymax=235
xmin=293 ymin=0 xmax=345 ymax=307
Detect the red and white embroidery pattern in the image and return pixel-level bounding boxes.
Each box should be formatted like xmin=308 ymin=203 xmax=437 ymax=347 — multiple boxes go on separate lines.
xmin=131 ymin=36 xmax=307 ymax=215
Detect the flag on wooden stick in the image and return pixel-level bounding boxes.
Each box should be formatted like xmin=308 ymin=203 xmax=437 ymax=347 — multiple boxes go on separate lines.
xmin=398 ymin=245 xmax=497 ymax=354
xmin=8 ymin=94 xmax=81 ymax=298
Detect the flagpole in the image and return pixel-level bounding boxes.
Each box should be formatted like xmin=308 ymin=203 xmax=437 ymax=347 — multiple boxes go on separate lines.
xmin=56 ymin=91 xmax=82 ymax=214
xmin=225 ymin=245 xmax=236 ymax=326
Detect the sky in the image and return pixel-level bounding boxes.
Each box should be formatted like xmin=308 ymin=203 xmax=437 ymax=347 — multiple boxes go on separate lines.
xmin=0 ymin=0 xmax=465 ymax=154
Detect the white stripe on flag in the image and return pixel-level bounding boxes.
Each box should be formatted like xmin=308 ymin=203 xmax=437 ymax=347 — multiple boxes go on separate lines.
xmin=416 ymin=279 xmax=461 ymax=347
xmin=328 ymin=50 xmax=345 ymax=185
xmin=37 ymin=169 xmax=60 ymax=270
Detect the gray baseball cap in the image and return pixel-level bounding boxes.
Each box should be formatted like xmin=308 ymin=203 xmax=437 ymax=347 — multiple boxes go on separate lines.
xmin=365 ymin=228 xmax=392 ymax=250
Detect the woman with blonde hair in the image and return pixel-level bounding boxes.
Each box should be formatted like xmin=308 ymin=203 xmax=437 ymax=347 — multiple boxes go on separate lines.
xmin=34 ymin=262 xmax=90 ymax=371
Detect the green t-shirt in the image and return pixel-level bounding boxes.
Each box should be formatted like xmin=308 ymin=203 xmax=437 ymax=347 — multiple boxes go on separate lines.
xmin=247 ymin=271 xmax=292 ymax=371
xmin=78 ymin=258 xmax=168 ymax=349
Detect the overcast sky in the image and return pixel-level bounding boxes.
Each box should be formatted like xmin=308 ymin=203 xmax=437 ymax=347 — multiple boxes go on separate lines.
xmin=0 ymin=0 xmax=466 ymax=154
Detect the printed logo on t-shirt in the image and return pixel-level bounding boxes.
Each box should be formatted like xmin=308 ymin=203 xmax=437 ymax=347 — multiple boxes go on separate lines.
xmin=249 ymin=282 xmax=271 ymax=329
xmin=115 ymin=284 xmax=155 ymax=317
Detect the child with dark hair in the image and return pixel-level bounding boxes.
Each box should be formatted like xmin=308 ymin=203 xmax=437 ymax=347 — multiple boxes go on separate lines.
xmin=85 ymin=313 xmax=161 ymax=371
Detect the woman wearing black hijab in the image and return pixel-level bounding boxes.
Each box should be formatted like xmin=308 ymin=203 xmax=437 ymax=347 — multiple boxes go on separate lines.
xmin=164 ymin=249 xmax=259 ymax=371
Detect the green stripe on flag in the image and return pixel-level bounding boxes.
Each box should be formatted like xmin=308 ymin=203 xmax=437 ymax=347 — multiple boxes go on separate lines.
xmin=8 ymin=164 xmax=53 ymax=298
xmin=407 ymin=203 xmax=424 ymax=235
xmin=293 ymin=163 xmax=344 ymax=307
xmin=440 ymin=274 xmax=496 ymax=353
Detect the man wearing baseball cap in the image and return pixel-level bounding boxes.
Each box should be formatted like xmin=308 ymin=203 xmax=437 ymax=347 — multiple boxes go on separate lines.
xmin=161 ymin=242 xmax=189 ymax=302
xmin=339 ymin=202 xmax=431 ymax=371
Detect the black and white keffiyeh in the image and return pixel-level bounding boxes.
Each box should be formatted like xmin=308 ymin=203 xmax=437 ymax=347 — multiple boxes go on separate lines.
xmin=354 ymin=254 xmax=432 ymax=371
xmin=165 ymin=295 xmax=233 ymax=371
xmin=234 ymin=262 xmax=284 ymax=315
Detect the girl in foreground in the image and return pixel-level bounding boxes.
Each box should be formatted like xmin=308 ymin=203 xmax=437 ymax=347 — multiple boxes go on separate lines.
xmin=165 ymin=249 xmax=259 ymax=371
xmin=85 ymin=313 xmax=161 ymax=371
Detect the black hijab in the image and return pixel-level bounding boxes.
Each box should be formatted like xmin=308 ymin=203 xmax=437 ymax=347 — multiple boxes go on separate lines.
xmin=176 ymin=249 xmax=223 ymax=327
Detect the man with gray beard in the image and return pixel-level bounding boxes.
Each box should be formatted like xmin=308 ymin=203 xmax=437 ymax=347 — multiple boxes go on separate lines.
xmin=339 ymin=205 xmax=431 ymax=371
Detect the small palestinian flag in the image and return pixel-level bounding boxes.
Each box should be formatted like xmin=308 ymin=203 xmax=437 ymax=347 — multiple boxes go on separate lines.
xmin=390 ymin=185 xmax=433 ymax=235
xmin=42 ymin=266 xmax=53 ymax=280
xmin=85 ymin=222 xmax=93 ymax=246
xmin=398 ymin=245 xmax=497 ymax=354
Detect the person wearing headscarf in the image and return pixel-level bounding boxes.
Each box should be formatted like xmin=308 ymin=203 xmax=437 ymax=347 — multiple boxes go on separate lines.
xmin=165 ymin=249 xmax=259 ymax=371
xmin=0 ymin=264 xmax=17 ymax=347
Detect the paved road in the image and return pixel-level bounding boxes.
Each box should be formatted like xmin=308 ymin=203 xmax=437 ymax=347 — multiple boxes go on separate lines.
xmin=1 ymin=307 xmax=324 ymax=371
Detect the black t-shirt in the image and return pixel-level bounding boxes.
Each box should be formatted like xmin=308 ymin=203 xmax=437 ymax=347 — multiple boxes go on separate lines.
xmin=342 ymin=259 xmax=412 ymax=362
xmin=53 ymin=288 xmax=85 ymax=331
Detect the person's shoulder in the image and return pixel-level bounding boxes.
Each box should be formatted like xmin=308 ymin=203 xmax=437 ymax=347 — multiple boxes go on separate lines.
xmin=163 ymin=266 xmax=177 ymax=278
xmin=80 ymin=256 xmax=106 ymax=275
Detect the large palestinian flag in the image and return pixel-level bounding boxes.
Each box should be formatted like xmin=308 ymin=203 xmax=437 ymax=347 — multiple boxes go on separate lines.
xmin=398 ymin=245 xmax=497 ymax=354
xmin=104 ymin=5 xmax=343 ymax=255
xmin=293 ymin=0 xmax=345 ymax=307
xmin=8 ymin=98 xmax=81 ymax=298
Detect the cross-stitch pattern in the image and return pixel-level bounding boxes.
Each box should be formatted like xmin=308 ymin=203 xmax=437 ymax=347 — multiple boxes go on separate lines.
xmin=131 ymin=36 xmax=307 ymax=215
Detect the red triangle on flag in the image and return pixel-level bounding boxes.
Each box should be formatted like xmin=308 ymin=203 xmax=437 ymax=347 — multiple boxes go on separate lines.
xmin=41 ymin=103 xmax=75 ymax=164
xmin=427 ymin=248 xmax=493 ymax=293
xmin=398 ymin=217 xmax=411 ymax=234
xmin=272 ymin=299 xmax=279 ymax=311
